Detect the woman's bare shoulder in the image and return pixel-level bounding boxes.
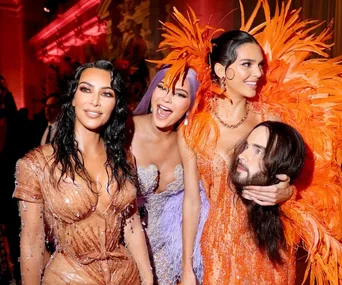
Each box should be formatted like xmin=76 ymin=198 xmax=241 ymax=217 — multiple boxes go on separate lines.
xmin=40 ymin=144 xmax=54 ymax=158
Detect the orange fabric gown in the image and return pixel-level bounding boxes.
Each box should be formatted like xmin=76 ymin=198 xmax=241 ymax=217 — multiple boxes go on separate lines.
xmin=13 ymin=148 xmax=140 ymax=285
xmin=198 ymin=150 xmax=296 ymax=285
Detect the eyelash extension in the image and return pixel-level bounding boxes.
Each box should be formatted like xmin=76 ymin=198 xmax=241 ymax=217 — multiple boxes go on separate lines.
xmin=176 ymin=92 xmax=187 ymax=98
xmin=80 ymin=86 xmax=90 ymax=92
xmin=103 ymin=92 xmax=114 ymax=97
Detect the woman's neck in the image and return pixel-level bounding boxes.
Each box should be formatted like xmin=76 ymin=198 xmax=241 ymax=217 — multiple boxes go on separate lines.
xmin=215 ymin=95 xmax=248 ymax=123
xmin=147 ymin=113 xmax=175 ymax=141
xmin=74 ymin=126 xmax=104 ymax=155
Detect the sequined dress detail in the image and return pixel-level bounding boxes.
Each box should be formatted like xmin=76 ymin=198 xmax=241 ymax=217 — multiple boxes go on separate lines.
xmin=138 ymin=164 xmax=208 ymax=285
xmin=13 ymin=148 xmax=140 ymax=285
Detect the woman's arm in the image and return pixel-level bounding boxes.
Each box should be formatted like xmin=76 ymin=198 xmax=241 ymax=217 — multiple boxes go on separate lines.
xmin=178 ymin=132 xmax=201 ymax=285
xmin=124 ymin=200 xmax=153 ymax=285
xmin=242 ymin=174 xmax=293 ymax=205
xmin=19 ymin=200 xmax=45 ymax=285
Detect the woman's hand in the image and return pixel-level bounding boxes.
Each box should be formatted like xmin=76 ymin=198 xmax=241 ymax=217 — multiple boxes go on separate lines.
xmin=242 ymin=174 xmax=293 ymax=206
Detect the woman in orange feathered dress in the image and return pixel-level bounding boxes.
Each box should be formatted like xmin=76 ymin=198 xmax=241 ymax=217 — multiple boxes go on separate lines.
xmin=152 ymin=0 xmax=342 ymax=284
xmin=178 ymin=29 xmax=296 ymax=285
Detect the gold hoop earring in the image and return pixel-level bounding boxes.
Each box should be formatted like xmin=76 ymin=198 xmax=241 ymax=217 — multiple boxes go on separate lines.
xmin=226 ymin=68 xmax=235 ymax=80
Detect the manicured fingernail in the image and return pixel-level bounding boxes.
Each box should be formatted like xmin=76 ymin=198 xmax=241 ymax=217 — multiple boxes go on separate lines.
xmin=242 ymin=194 xmax=252 ymax=200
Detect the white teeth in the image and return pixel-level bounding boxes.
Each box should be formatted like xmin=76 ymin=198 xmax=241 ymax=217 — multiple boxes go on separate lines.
xmin=159 ymin=105 xmax=171 ymax=111
xmin=157 ymin=107 xmax=168 ymax=118
xmin=246 ymin=82 xmax=257 ymax=86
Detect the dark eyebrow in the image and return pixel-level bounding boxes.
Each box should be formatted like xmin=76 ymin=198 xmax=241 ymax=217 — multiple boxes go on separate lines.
xmin=240 ymin=58 xmax=264 ymax=64
xmin=240 ymin=58 xmax=255 ymax=62
xmin=100 ymin=86 xmax=114 ymax=90
xmin=79 ymin=81 xmax=93 ymax=87
xmin=252 ymin=143 xmax=266 ymax=150
xmin=79 ymin=81 xmax=113 ymax=90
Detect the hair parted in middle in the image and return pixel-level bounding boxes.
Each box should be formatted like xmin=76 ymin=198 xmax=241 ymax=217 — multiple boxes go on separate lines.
xmin=231 ymin=120 xmax=306 ymax=264
xmin=50 ymin=60 xmax=138 ymax=192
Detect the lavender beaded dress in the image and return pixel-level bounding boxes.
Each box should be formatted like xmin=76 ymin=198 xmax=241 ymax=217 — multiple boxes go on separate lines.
xmin=138 ymin=164 xmax=209 ymax=285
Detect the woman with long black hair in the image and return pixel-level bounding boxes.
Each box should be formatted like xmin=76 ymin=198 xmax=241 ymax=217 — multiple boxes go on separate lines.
xmin=13 ymin=60 xmax=153 ymax=285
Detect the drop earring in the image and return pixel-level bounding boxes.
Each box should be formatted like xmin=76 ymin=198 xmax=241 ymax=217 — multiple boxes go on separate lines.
xmin=219 ymin=77 xmax=226 ymax=92
xmin=184 ymin=111 xmax=189 ymax=126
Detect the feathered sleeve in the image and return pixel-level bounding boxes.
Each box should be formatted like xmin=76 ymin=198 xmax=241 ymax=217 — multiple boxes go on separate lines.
xmin=241 ymin=1 xmax=342 ymax=283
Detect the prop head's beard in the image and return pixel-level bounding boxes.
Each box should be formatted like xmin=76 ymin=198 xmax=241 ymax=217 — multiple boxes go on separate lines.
xmin=230 ymin=159 xmax=269 ymax=189
xmin=230 ymin=157 xmax=285 ymax=265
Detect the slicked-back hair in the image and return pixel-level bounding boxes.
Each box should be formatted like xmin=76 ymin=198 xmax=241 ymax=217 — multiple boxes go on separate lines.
xmin=210 ymin=30 xmax=260 ymax=81
xmin=50 ymin=60 xmax=138 ymax=192
xmin=231 ymin=120 xmax=306 ymax=264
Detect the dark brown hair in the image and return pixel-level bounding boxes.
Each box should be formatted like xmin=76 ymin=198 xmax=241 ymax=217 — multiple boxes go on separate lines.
xmin=231 ymin=121 xmax=306 ymax=264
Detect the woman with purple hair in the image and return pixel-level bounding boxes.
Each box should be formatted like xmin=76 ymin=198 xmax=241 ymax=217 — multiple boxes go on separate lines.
xmin=129 ymin=67 xmax=208 ymax=284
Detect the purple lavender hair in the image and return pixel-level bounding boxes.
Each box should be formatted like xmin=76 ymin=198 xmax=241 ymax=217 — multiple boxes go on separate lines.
xmin=133 ymin=67 xmax=199 ymax=116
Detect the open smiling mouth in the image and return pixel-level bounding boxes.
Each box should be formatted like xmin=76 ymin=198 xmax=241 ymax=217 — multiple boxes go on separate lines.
xmin=157 ymin=105 xmax=173 ymax=119
xmin=245 ymin=81 xmax=258 ymax=89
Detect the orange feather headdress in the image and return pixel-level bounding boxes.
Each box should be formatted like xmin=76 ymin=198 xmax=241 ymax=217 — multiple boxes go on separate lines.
xmin=149 ymin=7 xmax=224 ymax=152
xmin=152 ymin=1 xmax=342 ymax=284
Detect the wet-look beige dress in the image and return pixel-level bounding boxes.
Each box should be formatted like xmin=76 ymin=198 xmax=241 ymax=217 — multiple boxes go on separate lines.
xmin=13 ymin=147 xmax=140 ymax=285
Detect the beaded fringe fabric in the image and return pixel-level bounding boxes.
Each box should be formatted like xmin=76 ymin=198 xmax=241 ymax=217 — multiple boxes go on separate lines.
xmin=137 ymin=165 xmax=209 ymax=284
